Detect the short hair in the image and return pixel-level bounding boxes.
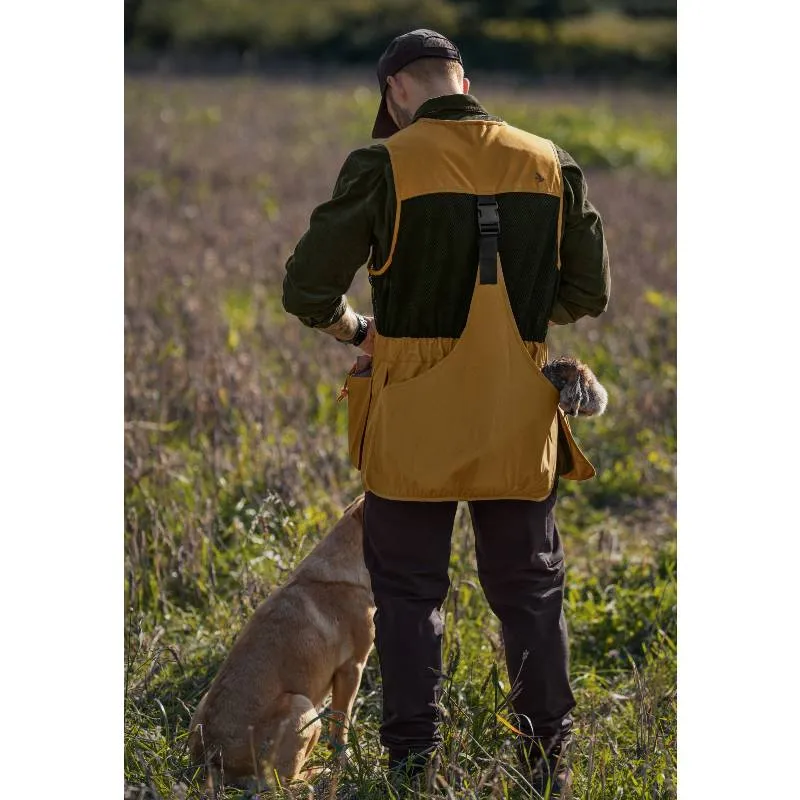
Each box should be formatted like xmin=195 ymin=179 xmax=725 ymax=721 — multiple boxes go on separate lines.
xmin=399 ymin=57 xmax=464 ymax=86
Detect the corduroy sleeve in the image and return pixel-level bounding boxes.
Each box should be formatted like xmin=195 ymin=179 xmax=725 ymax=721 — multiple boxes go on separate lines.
xmin=550 ymin=147 xmax=610 ymax=325
xmin=282 ymin=145 xmax=391 ymax=328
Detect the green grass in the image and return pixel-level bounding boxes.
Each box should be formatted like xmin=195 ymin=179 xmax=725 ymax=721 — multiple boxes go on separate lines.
xmin=125 ymin=76 xmax=676 ymax=799
xmin=125 ymin=497 xmax=676 ymax=799
xmin=323 ymin=84 xmax=677 ymax=174
xmin=123 ymin=75 xmax=676 ymax=176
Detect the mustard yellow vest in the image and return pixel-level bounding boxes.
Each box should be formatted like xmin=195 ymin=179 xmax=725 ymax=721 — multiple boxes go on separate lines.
xmin=344 ymin=118 xmax=594 ymax=501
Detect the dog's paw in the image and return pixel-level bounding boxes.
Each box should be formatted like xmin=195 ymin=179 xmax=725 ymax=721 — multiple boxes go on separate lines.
xmin=324 ymin=725 xmax=347 ymax=755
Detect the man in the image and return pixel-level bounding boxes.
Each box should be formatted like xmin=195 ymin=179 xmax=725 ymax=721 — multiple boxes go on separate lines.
xmin=283 ymin=29 xmax=609 ymax=796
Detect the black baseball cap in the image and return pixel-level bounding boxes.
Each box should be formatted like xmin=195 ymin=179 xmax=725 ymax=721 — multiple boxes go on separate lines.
xmin=372 ymin=29 xmax=463 ymax=139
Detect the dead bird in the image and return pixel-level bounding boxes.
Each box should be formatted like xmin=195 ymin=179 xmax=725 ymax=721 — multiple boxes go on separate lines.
xmin=542 ymin=356 xmax=608 ymax=417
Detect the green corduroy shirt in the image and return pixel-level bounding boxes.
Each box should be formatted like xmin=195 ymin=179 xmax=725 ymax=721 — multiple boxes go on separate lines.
xmin=283 ymin=93 xmax=609 ymax=331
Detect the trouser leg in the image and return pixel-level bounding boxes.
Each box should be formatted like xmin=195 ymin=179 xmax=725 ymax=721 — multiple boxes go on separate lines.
xmin=468 ymin=482 xmax=575 ymax=762
xmin=362 ymin=491 xmax=457 ymax=764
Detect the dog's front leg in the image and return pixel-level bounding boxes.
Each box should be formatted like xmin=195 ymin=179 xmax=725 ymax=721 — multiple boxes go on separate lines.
xmin=328 ymin=660 xmax=364 ymax=750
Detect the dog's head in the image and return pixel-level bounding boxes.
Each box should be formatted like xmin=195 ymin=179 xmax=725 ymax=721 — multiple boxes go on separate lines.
xmin=342 ymin=493 xmax=366 ymax=524
xmin=299 ymin=494 xmax=369 ymax=590
xmin=543 ymin=357 xmax=608 ymax=417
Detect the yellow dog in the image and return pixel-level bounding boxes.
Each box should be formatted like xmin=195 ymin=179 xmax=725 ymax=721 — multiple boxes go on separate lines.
xmin=189 ymin=496 xmax=374 ymax=785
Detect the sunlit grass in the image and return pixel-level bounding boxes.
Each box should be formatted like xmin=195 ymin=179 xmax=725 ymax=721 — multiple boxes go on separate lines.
xmin=125 ymin=76 xmax=676 ymax=799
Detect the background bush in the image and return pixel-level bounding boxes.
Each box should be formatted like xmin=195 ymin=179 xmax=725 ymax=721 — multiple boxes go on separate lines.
xmin=124 ymin=0 xmax=676 ymax=80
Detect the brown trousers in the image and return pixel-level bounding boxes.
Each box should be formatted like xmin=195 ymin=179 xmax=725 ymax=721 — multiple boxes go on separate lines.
xmin=363 ymin=482 xmax=575 ymax=766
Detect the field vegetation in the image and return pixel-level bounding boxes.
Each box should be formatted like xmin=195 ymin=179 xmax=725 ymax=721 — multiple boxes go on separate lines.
xmin=125 ymin=75 xmax=676 ymax=799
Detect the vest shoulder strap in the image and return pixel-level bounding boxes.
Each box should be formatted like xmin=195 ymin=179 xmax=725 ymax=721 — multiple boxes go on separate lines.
xmin=476 ymin=195 xmax=499 ymax=285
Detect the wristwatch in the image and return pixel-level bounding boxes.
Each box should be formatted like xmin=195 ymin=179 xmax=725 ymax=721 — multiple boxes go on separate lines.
xmin=343 ymin=314 xmax=369 ymax=347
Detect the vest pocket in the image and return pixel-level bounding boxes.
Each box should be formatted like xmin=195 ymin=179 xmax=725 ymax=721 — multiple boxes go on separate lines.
xmin=535 ymin=362 xmax=561 ymax=404
xmin=362 ymin=353 xmax=560 ymax=501
xmin=556 ymin=408 xmax=596 ymax=481
xmin=345 ymin=372 xmax=372 ymax=470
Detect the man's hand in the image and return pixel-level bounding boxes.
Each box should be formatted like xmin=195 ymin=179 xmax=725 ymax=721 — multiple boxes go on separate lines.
xmin=359 ymin=316 xmax=376 ymax=355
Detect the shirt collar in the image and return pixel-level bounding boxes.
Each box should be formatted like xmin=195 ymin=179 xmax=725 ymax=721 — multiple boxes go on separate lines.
xmin=411 ymin=93 xmax=494 ymax=123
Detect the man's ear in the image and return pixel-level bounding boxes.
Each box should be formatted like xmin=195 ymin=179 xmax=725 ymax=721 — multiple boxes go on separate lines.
xmin=388 ymin=73 xmax=407 ymax=103
xmin=462 ymin=76 xmax=471 ymax=94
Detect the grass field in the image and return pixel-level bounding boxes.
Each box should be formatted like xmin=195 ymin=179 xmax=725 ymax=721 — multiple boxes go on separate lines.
xmin=124 ymin=74 xmax=676 ymax=799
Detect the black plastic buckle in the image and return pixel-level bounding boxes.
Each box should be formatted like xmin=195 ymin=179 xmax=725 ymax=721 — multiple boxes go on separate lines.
xmin=477 ymin=197 xmax=500 ymax=236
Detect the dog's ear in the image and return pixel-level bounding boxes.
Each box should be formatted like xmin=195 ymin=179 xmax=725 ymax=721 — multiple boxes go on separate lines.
xmin=344 ymin=494 xmax=366 ymax=522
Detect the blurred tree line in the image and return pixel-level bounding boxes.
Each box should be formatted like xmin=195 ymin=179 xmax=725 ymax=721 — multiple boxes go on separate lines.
xmin=124 ymin=0 xmax=675 ymax=80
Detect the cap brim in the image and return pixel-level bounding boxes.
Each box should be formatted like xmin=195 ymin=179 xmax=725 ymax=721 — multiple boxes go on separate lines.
xmin=371 ymin=88 xmax=399 ymax=139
